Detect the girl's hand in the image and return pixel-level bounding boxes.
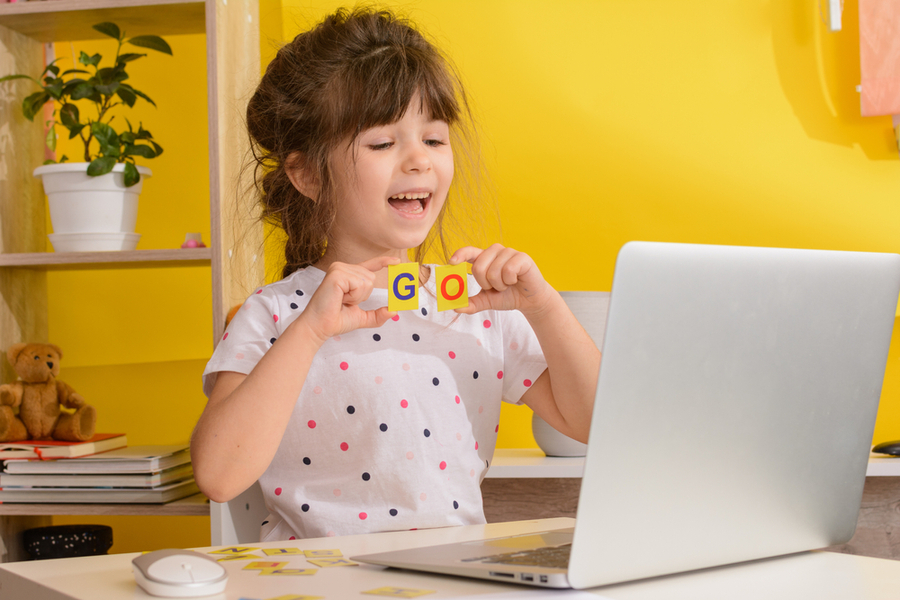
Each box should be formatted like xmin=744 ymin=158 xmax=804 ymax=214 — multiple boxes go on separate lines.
xmin=297 ymin=256 xmax=399 ymax=344
xmin=451 ymin=244 xmax=554 ymax=316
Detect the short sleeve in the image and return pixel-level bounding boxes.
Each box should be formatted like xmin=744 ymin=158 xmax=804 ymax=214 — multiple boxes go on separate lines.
xmin=497 ymin=309 xmax=547 ymax=405
xmin=201 ymin=289 xmax=279 ymax=398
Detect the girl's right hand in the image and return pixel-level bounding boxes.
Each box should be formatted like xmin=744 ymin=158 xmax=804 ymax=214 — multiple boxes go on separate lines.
xmin=297 ymin=256 xmax=399 ymax=344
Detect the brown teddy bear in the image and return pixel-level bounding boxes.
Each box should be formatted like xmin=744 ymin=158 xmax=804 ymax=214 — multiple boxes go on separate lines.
xmin=0 ymin=343 xmax=96 ymax=442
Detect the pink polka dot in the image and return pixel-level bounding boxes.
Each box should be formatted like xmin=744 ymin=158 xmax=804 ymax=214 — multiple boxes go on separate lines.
xmin=456 ymin=433 xmax=462 ymax=441
xmin=495 ymin=425 xmax=499 ymax=433
xmin=235 ymin=353 xmax=245 ymax=360
xmin=289 ymin=536 xmax=296 ymax=540
xmin=509 ymin=341 xmax=519 ymax=350
xmin=476 ymin=339 xmax=483 ymax=346
xmin=273 ymin=314 xmax=279 ymax=322
xmin=359 ymin=512 xmax=368 ymax=520
xmin=478 ymin=406 xmax=484 ymax=414
xmin=483 ymin=319 xmax=492 ymax=328
xmin=327 ymin=531 xmax=336 ymax=537
xmin=523 ymin=379 xmax=532 ymax=387
xmin=402 ymin=363 xmax=411 ymax=371
xmin=420 ymin=493 xmax=427 ymax=501
xmin=340 ymin=442 xmax=349 ymax=451
xmin=308 ymin=420 xmax=316 ymax=429
xmin=223 ymin=332 xmax=228 ymax=340
xmin=256 ymin=289 xmax=262 ymax=294
xmin=333 ymin=489 xmax=341 ymax=497
xmin=333 ymin=335 xmax=341 ymax=342
xmin=275 ymin=487 xmax=282 ymax=496
xmin=497 ymin=371 xmax=503 ymax=379
xmin=448 ymin=351 xmax=456 ymax=359
xmin=401 ymin=399 xmax=409 ymax=408
xmin=439 ymin=461 xmax=447 ymax=470
xmin=392 ymin=315 xmax=400 ymax=321
xmin=406 ymin=451 xmax=414 ymax=460
xmin=375 ymin=376 xmax=383 ymax=384
xmin=470 ymin=469 xmax=475 ymax=476
xmin=313 ymin=386 xmax=323 ymax=394
xmin=243 ymin=303 xmax=250 ymax=310
xmin=475 ymin=441 xmax=479 ymax=450
xmin=340 ymin=362 xmax=349 ymax=371
xmin=455 ymin=395 xmax=460 ymax=404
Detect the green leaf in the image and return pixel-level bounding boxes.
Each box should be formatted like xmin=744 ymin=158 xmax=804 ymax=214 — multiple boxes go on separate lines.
xmin=59 ymin=155 xmax=69 ymax=163
xmin=0 ymin=74 xmax=40 ymax=85
xmin=124 ymin=143 xmax=156 ymax=159
xmin=59 ymin=103 xmax=80 ymax=129
xmin=59 ymin=69 xmax=90 ymax=77
xmin=22 ymin=91 xmax=49 ymax=121
xmin=92 ymin=22 xmax=121 ymax=41
xmin=45 ymin=125 xmax=57 ymax=152
xmin=87 ymin=156 xmax=116 ymax=177
xmin=116 ymin=53 xmax=146 ymax=64
xmin=122 ymin=85 xmax=156 ymax=108
xmin=120 ymin=131 xmax=136 ymax=144
xmin=43 ymin=79 xmax=64 ymax=100
xmin=91 ymin=121 xmax=118 ymax=147
xmin=67 ymin=124 xmax=86 ymax=139
xmin=116 ymin=86 xmax=137 ymax=107
xmin=150 ymin=141 xmax=163 ymax=157
xmin=123 ymin=162 xmax=141 ymax=187
xmin=127 ymin=35 xmax=173 ymax=55
xmin=95 ymin=82 xmax=121 ymax=96
xmin=44 ymin=65 xmax=60 ymax=78
xmin=71 ymin=82 xmax=101 ymax=102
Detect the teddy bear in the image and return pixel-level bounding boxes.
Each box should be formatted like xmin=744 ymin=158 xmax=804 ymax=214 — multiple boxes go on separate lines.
xmin=0 ymin=343 xmax=96 ymax=442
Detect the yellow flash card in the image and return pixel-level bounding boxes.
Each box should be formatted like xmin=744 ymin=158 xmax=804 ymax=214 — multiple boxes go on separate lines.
xmin=264 ymin=596 xmax=323 ymax=600
xmin=258 ymin=567 xmax=318 ymax=576
xmin=243 ymin=561 xmax=289 ymax=570
xmin=302 ymin=549 xmax=342 ymax=558
xmin=306 ymin=557 xmax=359 ymax=568
xmin=262 ymin=547 xmax=304 ymax=556
xmin=436 ymin=263 xmax=468 ymax=311
xmin=388 ymin=263 xmax=419 ymax=311
xmin=215 ymin=553 xmax=261 ymax=561
xmin=209 ymin=546 xmax=259 ymax=554
xmin=362 ymin=587 xmax=436 ymax=598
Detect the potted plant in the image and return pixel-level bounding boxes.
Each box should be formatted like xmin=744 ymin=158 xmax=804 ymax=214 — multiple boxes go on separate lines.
xmin=0 ymin=22 xmax=172 ymax=252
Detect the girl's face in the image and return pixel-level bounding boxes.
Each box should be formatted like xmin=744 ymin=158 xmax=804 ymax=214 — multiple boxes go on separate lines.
xmin=325 ymin=98 xmax=454 ymax=263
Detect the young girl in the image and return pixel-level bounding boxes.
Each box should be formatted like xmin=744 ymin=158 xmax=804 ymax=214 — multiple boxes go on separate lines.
xmin=191 ymin=7 xmax=600 ymax=541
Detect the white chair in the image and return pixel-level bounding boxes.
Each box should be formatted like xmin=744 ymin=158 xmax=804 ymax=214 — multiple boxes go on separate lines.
xmin=210 ymin=481 xmax=268 ymax=546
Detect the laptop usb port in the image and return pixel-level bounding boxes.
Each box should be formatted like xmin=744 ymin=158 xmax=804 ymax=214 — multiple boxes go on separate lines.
xmin=489 ymin=571 xmax=515 ymax=579
xmin=539 ymin=575 xmax=549 ymax=583
xmin=521 ymin=574 xmax=534 ymax=582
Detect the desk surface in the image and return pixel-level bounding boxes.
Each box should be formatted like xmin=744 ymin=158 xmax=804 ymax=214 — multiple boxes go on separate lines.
xmin=3 ymin=517 xmax=900 ymax=600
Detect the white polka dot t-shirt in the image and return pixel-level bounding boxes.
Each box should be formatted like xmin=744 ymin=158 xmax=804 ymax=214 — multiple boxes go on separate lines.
xmin=202 ymin=265 xmax=547 ymax=540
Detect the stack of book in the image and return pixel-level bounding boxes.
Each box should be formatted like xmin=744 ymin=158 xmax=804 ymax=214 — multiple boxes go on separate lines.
xmin=0 ymin=439 xmax=198 ymax=504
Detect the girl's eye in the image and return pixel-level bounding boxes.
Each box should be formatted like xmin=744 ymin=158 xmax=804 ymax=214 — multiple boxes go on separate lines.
xmin=368 ymin=142 xmax=393 ymax=151
xmin=424 ymin=138 xmax=447 ymax=147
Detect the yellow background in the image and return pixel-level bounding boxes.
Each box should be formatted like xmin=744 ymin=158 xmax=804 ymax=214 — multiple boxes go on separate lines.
xmin=39 ymin=0 xmax=900 ymax=552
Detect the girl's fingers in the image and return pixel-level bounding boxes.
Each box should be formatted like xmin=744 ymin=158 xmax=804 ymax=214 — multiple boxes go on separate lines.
xmin=450 ymin=246 xmax=483 ymax=265
xmin=360 ymin=255 xmax=402 ymax=273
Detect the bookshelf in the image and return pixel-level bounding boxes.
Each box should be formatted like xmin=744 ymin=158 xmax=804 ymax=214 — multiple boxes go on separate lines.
xmin=0 ymin=0 xmax=263 ymax=562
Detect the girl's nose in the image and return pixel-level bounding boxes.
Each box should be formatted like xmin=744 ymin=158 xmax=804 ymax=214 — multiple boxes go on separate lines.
xmin=401 ymin=144 xmax=432 ymax=173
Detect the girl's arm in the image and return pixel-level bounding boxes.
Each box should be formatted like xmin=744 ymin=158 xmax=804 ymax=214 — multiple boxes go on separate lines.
xmin=452 ymin=245 xmax=600 ymax=443
xmin=191 ymin=256 xmax=399 ymax=502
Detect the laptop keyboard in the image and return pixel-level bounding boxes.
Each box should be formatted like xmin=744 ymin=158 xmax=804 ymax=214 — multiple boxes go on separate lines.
xmin=462 ymin=543 xmax=571 ymax=569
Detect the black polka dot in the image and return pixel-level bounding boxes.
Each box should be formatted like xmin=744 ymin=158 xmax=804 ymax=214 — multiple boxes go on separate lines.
xmin=421 ymin=308 xmax=428 ymax=316
xmin=424 ymin=429 xmax=431 ymax=437
xmin=302 ymin=457 xmax=311 ymax=465
xmin=453 ymin=501 xmax=459 ymax=509
xmin=412 ymin=333 xmax=420 ymax=342
xmin=473 ymin=371 xmax=479 ymax=379
xmin=296 ymin=290 xmax=304 ymax=296
xmin=301 ymin=504 xmax=310 ymax=512
xmin=432 ymin=377 xmax=440 ymax=386
xmin=362 ymin=472 xmax=371 ymax=481
xmin=262 ymin=520 xmax=269 ymax=526
xmin=379 ymin=423 xmax=388 ymax=432
xmin=373 ymin=334 xmax=381 ymax=341
xmin=389 ymin=508 xmax=398 ymax=516
xmin=347 ymin=406 xmax=355 ymax=414
xmin=290 ymin=303 xmax=298 ymax=309
xmin=270 ymin=338 xmax=276 ymax=344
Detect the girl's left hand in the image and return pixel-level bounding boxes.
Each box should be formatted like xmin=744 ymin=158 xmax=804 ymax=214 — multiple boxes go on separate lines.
xmin=451 ymin=244 xmax=553 ymax=316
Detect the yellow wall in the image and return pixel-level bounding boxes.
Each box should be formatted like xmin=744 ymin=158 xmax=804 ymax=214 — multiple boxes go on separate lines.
xmin=37 ymin=0 xmax=900 ymax=552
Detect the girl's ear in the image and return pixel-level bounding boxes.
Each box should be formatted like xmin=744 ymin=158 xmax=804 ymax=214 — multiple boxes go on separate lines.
xmin=285 ymin=152 xmax=320 ymax=200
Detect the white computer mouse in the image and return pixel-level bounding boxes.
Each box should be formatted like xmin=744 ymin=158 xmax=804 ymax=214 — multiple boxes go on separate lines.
xmin=132 ymin=549 xmax=228 ymax=597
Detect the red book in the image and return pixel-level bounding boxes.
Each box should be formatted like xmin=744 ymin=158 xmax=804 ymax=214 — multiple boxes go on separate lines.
xmin=0 ymin=434 xmax=127 ymax=460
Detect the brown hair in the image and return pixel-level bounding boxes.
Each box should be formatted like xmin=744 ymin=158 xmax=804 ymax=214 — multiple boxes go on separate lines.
xmin=246 ymin=7 xmax=491 ymax=278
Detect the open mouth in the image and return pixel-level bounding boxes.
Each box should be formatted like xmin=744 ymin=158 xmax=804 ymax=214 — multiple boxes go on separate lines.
xmin=388 ymin=192 xmax=430 ymax=215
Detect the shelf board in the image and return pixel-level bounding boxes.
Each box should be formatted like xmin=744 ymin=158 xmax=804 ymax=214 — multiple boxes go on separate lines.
xmin=0 ymin=248 xmax=212 ymax=270
xmin=0 ymin=492 xmax=209 ymax=516
xmin=0 ymin=0 xmax=205 ymax=42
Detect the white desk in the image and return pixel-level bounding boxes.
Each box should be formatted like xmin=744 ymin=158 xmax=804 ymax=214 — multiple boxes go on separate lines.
xmin=2 ymin=517 xmax=900 ymax=599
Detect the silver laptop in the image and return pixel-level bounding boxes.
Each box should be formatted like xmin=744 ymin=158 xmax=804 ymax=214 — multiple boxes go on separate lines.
xmin=352 ymin=242 xmax=900 ymax=589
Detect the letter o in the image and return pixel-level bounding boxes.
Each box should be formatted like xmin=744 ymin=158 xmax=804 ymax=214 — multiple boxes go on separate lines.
xmin=441 ymin=274 xmax=465 ymax=301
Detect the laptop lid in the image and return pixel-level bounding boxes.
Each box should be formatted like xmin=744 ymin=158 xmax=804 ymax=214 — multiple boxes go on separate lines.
xmin=567 ymin=242 xmax=900 ymax=587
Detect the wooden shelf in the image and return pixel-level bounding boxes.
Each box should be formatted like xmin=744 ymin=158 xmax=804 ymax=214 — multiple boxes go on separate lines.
xmin=0 ymin=248 xmax=211 ymax=270
xmin=0 ymin=0 xmax=205 ymax=42
xmin=0 ymin=492 xmax=209 ymax=516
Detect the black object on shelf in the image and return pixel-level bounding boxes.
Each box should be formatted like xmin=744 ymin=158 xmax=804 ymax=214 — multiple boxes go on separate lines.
xmin=23 ymin=524 xmax=113 ymax=560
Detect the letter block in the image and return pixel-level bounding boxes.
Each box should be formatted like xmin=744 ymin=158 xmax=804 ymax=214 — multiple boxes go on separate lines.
xmin=436 ymin=264 xmax=468 ymax=311
xmin=388 ymin=263 xmax=419 ymax=311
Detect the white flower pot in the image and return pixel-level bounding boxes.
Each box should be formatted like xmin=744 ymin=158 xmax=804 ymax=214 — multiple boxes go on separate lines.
xmin=532 ymin=413 xmax=587 ymax=457
xmin=33 ymin=162 xmax=150 ymax=252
